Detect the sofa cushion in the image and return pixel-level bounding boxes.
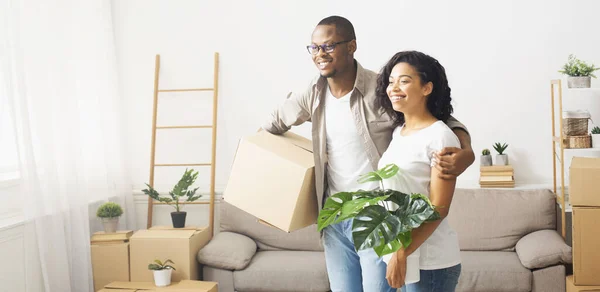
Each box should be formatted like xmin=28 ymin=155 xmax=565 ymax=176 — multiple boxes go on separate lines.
xmin=516 ymin=229 xmax=572 ymax=269
xmin=448 ymin=188 xmax=556 ymax=251
xmin=219 ymin=200 xmax=323 ymax=251
xmin=233 ymin=251 xmax=329 ymax=292
xmin=197 ymin=232 xmax=257 ymax=270
xmin=457 ymin=251 xmax=531 ymax=292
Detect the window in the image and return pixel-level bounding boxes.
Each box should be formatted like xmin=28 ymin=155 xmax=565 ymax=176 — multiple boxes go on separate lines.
xmin=0 ymin=67 xmax=19 ymax=184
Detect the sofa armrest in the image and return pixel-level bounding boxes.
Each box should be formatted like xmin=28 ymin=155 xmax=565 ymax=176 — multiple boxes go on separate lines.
xmin=197 ymin=231 xmax=257 ymax=270
xmin=516 ymin=229 xmax=572 ymax=269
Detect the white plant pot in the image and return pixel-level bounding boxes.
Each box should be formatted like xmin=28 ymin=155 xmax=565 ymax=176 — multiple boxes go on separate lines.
xmin=567 ymin=76 xmax=591 ymax=88
xmin=382 ymin=248 xmax=420 ymax=284
xmin=480 ymin=155 xmax=492 ymax=166
xmin=101 ymin=217 xmax=119 ymax=233
xmin=495 ymin=154 xmax=509 ymax=166
xmin=153 ymin=269 xmax=172 ymax=287
xmin=592 ymin=134 xmax=600 ymax=148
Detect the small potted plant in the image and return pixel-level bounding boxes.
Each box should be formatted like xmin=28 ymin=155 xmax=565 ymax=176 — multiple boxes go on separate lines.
xmin=481 ymin=148 xmax=492 ymax=166
xmin=318 ymin=164 xmax=441 ymax=284
xmin=592 ymin=126 xmax=600 ymax=148
xmin=96 ymin=202 xmax=123 ymax=233
xmin=142 ymin=169 xmax=202 ymax=228
xmin=148 ymin=259 xmax=176 ymax=287
xmin=559 ymin=54 xmax=600 ymax=88
xmin=493 ymin=142 xmax=509 ymax=165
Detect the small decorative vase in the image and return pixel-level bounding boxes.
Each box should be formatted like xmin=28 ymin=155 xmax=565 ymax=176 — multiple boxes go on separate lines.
xmin=567 ymin=76 xmax=591 ymax=88
xmin=592 ymin=134 xmax=600 ymax=148
xmin=153 ymin=269 xmax=172 ymax=287
xmin=101 ymin=217 xmax=119 ymax=233
xmin=495 ymin=154 xmax=509 ymax=166
xmin=480 ymin=155 xmax=492 ymax=166
xmin=171 ymin=211 xmax=187 ymax=228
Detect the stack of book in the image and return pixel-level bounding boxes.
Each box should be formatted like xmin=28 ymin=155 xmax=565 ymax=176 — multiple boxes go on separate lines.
xmin=91 ymin=230 xmax=133 ymax=244
xmin=479 ymin=165 xmax=515 ymax=188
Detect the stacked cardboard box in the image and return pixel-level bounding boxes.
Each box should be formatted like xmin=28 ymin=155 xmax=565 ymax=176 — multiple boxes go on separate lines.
xmin=129 ymin=226 xmax=211 ymax=282
xmin=224 ymin=130 xmax=317 ymax=232
xmin=569 ymin=157 xmax=600 ymax=287
xmin=479 ymin=165 xmax=515 ymax=188
xmin=91 ymin=230 xmax=133 ymax=292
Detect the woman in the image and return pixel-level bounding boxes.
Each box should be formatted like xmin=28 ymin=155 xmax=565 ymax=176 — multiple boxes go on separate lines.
xmin=376 ymin=51 xmax=462 ymax=292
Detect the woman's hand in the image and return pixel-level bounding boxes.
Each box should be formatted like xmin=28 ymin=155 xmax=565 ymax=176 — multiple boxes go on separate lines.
xmin=386 ymin=250 xmax=407 ymax=288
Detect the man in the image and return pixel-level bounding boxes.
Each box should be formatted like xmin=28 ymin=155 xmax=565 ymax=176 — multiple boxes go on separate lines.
xmin=262 ymin=16 xmax=474 ymax=292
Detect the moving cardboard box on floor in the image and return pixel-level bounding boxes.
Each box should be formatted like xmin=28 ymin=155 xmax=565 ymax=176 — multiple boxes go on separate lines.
xmin=98 ymin=280 xmax=218 ymax=292
xmin=129 ymin=228 xmax=211 ymax=282
xmin=91 ymin=231 xmax=132 ymax=292
xmin=567 ymin=275 xmax=600 ymax=292
xmin=224 ymin=130 xmax=317 ymax=232
xmin=569 ymin=157 xmax=600 ymax=207
xmin=572 ymin=207 xmax=600 ymax=285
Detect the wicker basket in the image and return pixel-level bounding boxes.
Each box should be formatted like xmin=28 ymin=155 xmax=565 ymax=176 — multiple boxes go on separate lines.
xmin=563 ymin=110 xmax=591 ymax=136
xmin=563 ymin=135 xmax=591 ymax=149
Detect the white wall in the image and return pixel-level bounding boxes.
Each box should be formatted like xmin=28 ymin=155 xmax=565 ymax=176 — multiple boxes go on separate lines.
xmin=112 ymin=0 xmax=600 ymax=192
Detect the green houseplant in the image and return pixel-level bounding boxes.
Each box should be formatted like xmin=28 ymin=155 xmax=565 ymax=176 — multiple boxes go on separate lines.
xmin=559 ymin=54 xmax=600 ymax=88
xmin=96 ymin=202 xmax=123 ymax=233
xmin=493 ymin=142 xmax=509 ymax=165
xmin=148 ymin=259 xmax=176 ymax=287
xmin=592 ymin=126 xmax=600 ymax=148
xmin=481 ymin=148 xmax=492 ymax=167
xmin=317 ymin=164 xmax=441 ymax=284
xmin=142 ymin=169 xmax=202 ymax=228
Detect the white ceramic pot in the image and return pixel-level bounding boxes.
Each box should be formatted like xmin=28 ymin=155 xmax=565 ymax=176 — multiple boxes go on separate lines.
xmin=480 ymin=155 xmax=492 ymax=166
xmin=567 ymin=76 xmax=591 ymax=88
xmin=592 ymin=134 xmax=600 ymax=148
xmin=153 ymin=269 xmax=172 ymax=287
xmin=495 ymin=154 xmax=509 ymax=166
xmin=382 ymin=248 xmax=420 ymax=284
xmin=101 ymin=217 xmax=119 ymax=233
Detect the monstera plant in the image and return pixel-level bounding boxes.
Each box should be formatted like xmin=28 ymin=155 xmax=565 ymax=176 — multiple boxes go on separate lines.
xmin=317 ymin=164 xmax=441 ymax=257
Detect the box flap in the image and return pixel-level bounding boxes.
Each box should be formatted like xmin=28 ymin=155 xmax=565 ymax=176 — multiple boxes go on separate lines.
xmin=104 ymin=281 xmax=157 ymax=290
xmin=247 ymin=131 xmax=314 ymax=169
xmin=571 ymin=157 xmax=600 ymax=169
xmin=167 ymin=280 xmax=218 ymax=291
xmin=130 ymin=229 xmax=197 ymax=239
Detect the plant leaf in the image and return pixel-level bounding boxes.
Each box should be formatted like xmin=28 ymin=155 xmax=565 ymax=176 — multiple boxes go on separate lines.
xmin=373 ymin=238 xmax=402 ymax=257
xmin=317 ymin=192 xmax=353 ymax=232
xmin=352 ymin=205 xmax=402 ymax=251
xmin=397 ymin=231 xmax=412 ymax=248
xmin=339 ymin=195 xmax=389 ymax=223
xmin=163 ymin=265 xmax=176 ymax=271
xmin=396 ymin=197 xmax=435 ymax=231
xmin=375 ymin=164 xmax=400 ymax=179
xmin=148 ymin=263 xmax=161 ymax=270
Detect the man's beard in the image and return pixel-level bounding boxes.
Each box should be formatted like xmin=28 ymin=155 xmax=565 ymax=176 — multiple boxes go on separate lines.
xmin=320 ymin=70 xmax=336 ymax=78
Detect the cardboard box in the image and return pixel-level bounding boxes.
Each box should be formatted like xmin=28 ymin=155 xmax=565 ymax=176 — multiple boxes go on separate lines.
xmin=129 ymin=228 xmax=211 ymax=282
xmin=570 ymin=157 xmax=600 ymax=207
xmin=572 ymin=207 xmax=600 ymax=285
xmin=98 ymin=280 xmax=218 ymax=292
xmin=567 ymin=275 xmax=600 ymax=292
xmin=91 ymin=242 xmax=130 ymax=292
xmin=224 ymin=130 xmax=317 ymax=232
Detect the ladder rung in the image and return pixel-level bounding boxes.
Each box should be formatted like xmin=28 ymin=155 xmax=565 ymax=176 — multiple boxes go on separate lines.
xmin=157 ymin=125 xmax=213 ymax=129
xmin=158 ymin=88 xmax=214 ymax=92
xmin=155 ymin=163 xmax=211 ymax=167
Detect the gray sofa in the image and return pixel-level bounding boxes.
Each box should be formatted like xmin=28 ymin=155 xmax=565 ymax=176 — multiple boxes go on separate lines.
xmin=198 ymin=188 xmax=572 ymax=292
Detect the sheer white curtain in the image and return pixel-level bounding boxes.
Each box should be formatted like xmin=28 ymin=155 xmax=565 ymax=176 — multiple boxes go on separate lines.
xmin=0 ymin=1 xmax=133 ymax=291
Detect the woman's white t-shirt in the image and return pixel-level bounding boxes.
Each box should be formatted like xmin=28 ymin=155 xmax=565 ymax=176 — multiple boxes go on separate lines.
xmin=378 ymin=120 xmax=462 ymax=270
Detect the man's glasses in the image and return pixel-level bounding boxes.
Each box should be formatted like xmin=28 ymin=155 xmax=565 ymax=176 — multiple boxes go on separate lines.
xmin=306 ymin=40 xmax=352 ymax=55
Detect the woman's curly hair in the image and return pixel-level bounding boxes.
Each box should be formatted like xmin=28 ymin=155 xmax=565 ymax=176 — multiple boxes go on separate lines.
xmin=376 ymin=51 xmax=453 ymax=127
